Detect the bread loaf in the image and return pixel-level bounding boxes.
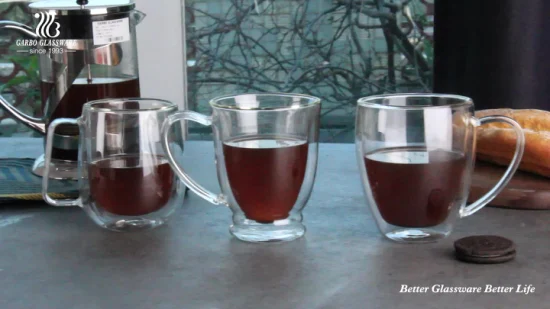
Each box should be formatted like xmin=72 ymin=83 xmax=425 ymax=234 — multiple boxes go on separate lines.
xmin=475 ymin=109 xmax=550 ymax=177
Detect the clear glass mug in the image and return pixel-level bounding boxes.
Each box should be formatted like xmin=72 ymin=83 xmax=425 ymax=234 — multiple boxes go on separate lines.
xmin=356 ymin=94 xmax=525 ymax=243
xmin=161 ymin=93 xmax=321 ymax=242
xmin=42 ymin=98 xmax=186 ymax=232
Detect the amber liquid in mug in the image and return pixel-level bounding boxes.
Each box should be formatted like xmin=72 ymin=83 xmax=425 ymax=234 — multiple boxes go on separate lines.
xmin=89 ymin=154 xmax=174 ymax=216
xmin=364 ymin=147 xmax=467 ymax=227
xmin=223 ymin=136 xmax=309 ymax=223
xmin=41 ymin=77 xmax=141 ymax=161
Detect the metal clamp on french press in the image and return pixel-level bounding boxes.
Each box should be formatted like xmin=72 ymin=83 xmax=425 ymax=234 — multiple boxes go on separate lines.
xmin=0 ymin=0 xmax=145 ymax=180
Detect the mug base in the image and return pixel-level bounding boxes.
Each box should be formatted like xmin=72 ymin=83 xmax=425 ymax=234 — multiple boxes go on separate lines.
xmin=84 ymin=183 xmax=185 ymax=232
xmin=385 ymin=228 xmax=449 ymax=243
xmin=32 ymin=154 xmax=79 ymax=180
xmin=230 ymin=220 xmax=306 ymax=243
xmin=102 ymin=218 xmax=168 ymax=232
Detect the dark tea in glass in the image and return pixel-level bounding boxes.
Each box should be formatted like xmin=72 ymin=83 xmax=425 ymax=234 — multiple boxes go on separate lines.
xmin=223 ymin=136 xmax=308 ymax=223
xmin=356 ymin=94 xmax=525 ymax=243
xmin=364 ymin=147 xmax=467 ymax=227
xmin=41 ymin=77 xmax=141 ymax=161
xmin=162 ymin=93 xmax=321 ymax=242
xmin=42 ymin=99 xmax=184 ymax=232
xmin=89 ymin=154 xmax=174 ymax=216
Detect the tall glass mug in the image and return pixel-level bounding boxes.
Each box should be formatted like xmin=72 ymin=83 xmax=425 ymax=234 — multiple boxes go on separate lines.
xmin=42 ymin=99 xmax=186 ymax=232
xmin=356 ymin=94 xmax=525 ymax=243
xmin=162 ymin=93 xmax=320 ymax=242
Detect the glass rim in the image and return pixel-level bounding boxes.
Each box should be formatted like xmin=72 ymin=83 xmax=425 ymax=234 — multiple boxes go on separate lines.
xmin=209 ymin=93 xmax=321 ymax=111
xmin=84 ymin=98 xmax=177 ymax=113
xmin=357 ymin=93 xmax=473 ymax=110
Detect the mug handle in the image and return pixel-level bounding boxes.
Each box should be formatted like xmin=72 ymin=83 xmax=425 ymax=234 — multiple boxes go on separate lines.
xmin=42 ymin=118 xmax=82 ymax=207
xmin=460 ymin=115 xmax=525 ymax=217
xmin=161 ymin=111 xmax=226 ymax=206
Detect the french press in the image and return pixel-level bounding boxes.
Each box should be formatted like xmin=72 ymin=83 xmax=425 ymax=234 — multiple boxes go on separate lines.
xmin=0 ymin=0 xmax=145 ymax=179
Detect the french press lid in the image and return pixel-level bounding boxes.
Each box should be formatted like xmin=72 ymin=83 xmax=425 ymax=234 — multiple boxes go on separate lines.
xmin=29 ymin=0 xmax=135 ymax=16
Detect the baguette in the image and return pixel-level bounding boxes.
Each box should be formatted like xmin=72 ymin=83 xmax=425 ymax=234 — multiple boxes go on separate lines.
xmin=474 ymin=109 xmax=550 ymax=177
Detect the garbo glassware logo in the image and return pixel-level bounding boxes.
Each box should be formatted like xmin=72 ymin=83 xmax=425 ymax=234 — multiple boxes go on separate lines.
xmin=16 ymin=12 xmax=77 ymax=54
xmin=34 ymin=12 xmax=60 ymax=39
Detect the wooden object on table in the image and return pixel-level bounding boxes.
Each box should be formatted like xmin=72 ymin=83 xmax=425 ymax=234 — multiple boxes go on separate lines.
xmin=469 ymin=161 xmax=550 ymax=210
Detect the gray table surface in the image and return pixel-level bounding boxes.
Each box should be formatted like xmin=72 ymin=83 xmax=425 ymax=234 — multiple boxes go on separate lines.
xmin=0 ymin=138 xmax=549 ymax=309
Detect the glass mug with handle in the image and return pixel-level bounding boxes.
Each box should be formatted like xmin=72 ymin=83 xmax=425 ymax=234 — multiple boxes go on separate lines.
xmin=42 ymin=98 xmax=186 ymax=231
xmin=356 ymin=94 xmax=525 ymax=243
xmin=161 ymin=93 xmax=321 ymax=242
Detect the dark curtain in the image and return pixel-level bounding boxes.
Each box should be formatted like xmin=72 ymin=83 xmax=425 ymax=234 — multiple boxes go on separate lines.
xmin=433 ymin=0 xmax=550 ymax=110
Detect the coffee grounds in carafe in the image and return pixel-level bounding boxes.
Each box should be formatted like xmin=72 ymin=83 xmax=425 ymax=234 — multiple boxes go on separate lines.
xmin=41 ymin=77 xmax=140 ymax=161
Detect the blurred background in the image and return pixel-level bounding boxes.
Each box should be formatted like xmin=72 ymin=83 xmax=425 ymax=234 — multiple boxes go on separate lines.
xmin=0 ymin=0 xmax=434 ymax=142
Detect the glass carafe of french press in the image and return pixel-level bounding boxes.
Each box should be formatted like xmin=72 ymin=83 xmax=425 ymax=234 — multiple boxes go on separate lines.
xmin=0 ymin=0 xmax=145 ymax=179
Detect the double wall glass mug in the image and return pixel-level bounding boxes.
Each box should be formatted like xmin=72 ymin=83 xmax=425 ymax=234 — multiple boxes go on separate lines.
xmin=42 ymin=98 xmax=186 ymax=232
xmin=161 ymin=93 xmax=321 ymax=242
xmin=355 ymin=94 xmax=525 ymax=243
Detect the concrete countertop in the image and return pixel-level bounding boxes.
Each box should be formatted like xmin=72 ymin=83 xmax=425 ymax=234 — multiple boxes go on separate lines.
xmin=0 ymin=138 xmax=549 ymax=309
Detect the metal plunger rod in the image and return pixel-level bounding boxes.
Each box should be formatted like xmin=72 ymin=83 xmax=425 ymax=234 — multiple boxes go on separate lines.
xmin=76 ymin=0 xmax=92 ymax=82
